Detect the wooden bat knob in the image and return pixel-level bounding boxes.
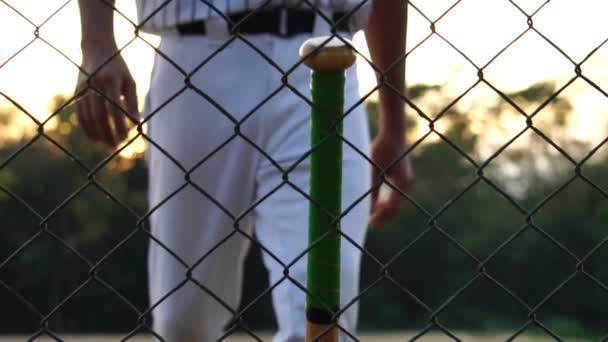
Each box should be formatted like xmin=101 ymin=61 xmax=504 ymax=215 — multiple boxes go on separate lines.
xmin=299 ymin=36 xmax=357 ymax=72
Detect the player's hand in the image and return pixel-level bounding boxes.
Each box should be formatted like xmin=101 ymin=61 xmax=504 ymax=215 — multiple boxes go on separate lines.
xmin=369 ymin=131 xmax=414 ymax=229
xmin=74 ymin=44 xmax=139 ymax=148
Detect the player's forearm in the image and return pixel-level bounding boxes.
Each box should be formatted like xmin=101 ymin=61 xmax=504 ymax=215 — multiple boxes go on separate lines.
xmin=79 ymin=0 xmax=117 ymax=53
xmin=364 ymin=0 xmax=407 ymax=139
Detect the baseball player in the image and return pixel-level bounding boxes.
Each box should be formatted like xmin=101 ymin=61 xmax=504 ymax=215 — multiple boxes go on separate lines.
xmin=75 ymin=0 xmax=412 ymax=341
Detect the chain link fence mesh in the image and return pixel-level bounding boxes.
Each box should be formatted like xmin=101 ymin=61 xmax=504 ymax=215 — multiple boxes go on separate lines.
xmin=1 ymin=0 xmax=608 ymax=340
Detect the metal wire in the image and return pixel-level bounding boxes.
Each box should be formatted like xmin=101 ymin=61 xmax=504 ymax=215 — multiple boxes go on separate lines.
xmin=0 ymin=0 xmax=607 ymax=341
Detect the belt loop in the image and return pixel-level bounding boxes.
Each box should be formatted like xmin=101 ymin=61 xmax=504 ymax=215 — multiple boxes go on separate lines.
xmin=279 ymin=7 xmax=288 ymax=37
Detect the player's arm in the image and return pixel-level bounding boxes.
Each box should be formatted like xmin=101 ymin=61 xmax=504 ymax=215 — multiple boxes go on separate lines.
xmin=75 ymin=0 xmax=138 ymax=147
xmin=364 ymin=0 xmax=414 ymax=228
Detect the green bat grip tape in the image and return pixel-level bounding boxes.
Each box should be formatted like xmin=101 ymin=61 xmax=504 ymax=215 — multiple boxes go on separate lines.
xmin=307 ymin=70 xmax=345 ymax=317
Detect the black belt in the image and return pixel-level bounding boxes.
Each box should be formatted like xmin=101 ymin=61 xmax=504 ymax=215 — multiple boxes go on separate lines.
xmin=176 ymin=8 xmax=350 ymax=37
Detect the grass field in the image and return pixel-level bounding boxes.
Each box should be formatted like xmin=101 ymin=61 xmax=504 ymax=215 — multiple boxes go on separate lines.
xmin=0 ymin=333 xmax=563 ymax=342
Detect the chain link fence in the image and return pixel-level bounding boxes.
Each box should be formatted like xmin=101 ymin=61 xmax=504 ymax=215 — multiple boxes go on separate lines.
xmin=1 ymin=0 xmax=608 ymax=340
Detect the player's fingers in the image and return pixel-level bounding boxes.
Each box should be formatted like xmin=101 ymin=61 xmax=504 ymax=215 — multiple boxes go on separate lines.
xmin=370 ymin=165 xmax=381 ymax=208
xmin=395 ymin=169 xmax=412 ymax=195
xmin=369 ymin=194 xmax=400 ymax=229
xmin=370 ymin=166 xmax=409 ymax=229
xmin=387 ymin=182 xmax=406 ymax=211
xmin=92 ymin=92 xmax=116 ymax=147
xmin=122 ymin=77 xmax=139 ymax=123
xmin=77 ymin=103 xmax=96 ymax=141
xmin=105 ymin=83 xmax=128 ymax=142
xmin=75 ymin=91 xmax=94 ymax=140
xmin=82 ymin=92 xmax=105 ymax=142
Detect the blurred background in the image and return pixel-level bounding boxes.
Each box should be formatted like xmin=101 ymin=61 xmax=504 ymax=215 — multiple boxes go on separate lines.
xmin=1 ymin=0 xmax=608 ymax=339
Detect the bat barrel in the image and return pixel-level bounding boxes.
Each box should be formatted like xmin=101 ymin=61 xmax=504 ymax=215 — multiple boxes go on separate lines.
xmin=299 ymin=36 xmax=356 ymax=342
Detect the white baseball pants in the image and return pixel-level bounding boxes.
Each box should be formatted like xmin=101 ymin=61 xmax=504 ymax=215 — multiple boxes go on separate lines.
xmin=144 ymin=26 xmax=371 ymax=342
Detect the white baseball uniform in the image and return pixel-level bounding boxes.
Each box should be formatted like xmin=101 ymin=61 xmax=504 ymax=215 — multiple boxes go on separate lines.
xmin=138 ymin=1 xmax=372 ymax=341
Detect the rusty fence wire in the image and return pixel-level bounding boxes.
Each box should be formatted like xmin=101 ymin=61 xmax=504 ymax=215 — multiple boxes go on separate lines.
xmin=1 ymin=0 xmax=608 ymax=340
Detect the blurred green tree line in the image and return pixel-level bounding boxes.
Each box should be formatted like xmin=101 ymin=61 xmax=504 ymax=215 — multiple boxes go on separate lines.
xmin=0 ymin=83 xmax=606 ymax=338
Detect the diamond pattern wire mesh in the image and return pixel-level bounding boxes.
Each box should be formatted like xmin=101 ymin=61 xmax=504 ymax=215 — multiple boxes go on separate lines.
xmin=1 ymin=0 xmax=608 ymax=340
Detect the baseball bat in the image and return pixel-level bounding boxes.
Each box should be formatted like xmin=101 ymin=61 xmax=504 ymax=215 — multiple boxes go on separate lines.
xmin=299 ymin=36 xmax=357 ymax=342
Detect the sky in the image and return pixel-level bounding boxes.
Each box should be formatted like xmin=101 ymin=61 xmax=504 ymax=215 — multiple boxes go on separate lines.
xmin=0 ymin=0 xmax=608 ymax=153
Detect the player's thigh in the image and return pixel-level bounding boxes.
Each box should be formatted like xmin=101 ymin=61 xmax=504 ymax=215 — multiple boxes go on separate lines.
xmin=144 ymin=35 xmax=275 ymax=170
xmin=144 ymin=35 xmax=273 ymax=339
xmin=144 ymin=33 xmax=275 ymax=263
xmin=145 ymin=35 xmax=264 ymax=265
